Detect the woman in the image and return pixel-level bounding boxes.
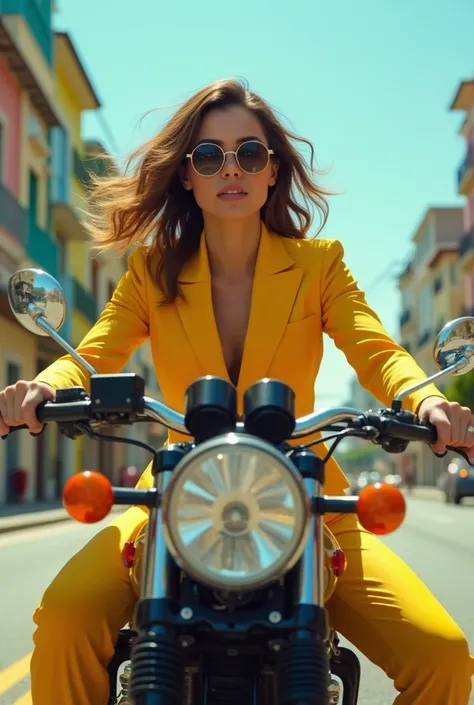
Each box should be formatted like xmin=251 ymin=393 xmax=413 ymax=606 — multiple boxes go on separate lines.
xmin=0 ymin=78 xmax=473 ymax=705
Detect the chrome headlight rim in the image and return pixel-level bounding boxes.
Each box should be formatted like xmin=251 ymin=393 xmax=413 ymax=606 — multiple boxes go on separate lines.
xmin=161 ymin=433 xmax=311 ymax=591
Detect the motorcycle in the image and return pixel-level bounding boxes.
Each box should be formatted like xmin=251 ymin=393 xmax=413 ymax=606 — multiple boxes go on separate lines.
xmin=3 ymin=267 xmax=474 ymax=705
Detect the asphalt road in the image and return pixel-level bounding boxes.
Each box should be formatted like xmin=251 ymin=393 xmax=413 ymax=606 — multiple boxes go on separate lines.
xmin=0 ymin=496 xmax=473 ymax=705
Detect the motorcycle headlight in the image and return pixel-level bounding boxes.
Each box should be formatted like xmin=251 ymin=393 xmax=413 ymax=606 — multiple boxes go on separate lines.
xmin=162 ymin=434 xmax=310 ymax=590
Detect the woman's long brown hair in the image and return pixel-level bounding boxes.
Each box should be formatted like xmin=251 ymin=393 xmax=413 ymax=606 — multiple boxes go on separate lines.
xmin=86 ymin=78 xmax=331 ymax=303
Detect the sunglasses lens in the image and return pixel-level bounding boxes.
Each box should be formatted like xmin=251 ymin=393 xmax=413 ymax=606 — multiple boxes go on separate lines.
xmin=237 ymin=141 xmax=270 ymax=173
xmin=192 ymin=144 xmax=224 ymax=176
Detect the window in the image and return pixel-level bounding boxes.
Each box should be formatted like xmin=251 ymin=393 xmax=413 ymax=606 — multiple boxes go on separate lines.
xmin=433 ymin=274 xmax=443 ymax=294
xmin=51 ymin=127 xmax=69 ymax=203
xmin=29 ymin=170 xmax=39 ymax=224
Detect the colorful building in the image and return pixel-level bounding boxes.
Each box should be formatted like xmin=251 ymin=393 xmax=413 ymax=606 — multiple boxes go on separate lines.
xmin=450 ymin=79 xmax=474 ymax=310
xmin=1 ymin=7 xmax=165 ymax=506
xmin=0 ymin=0 xmax=59 ymax=504
xmin=398 ymin=207 xmax=465 ymax=485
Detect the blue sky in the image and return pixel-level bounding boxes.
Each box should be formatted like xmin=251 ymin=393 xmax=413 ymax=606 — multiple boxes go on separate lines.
xmin=54 ymin=0 xmax=473 ymax=407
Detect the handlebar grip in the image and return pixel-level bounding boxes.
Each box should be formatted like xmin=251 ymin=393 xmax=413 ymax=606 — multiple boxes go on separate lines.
xmin=392 ymin=419 xmax=474 ymax=466
xmin=381 ymin=417 xmax=437 ymax=444
xmin=36 ymin=400 xmax=91 ymax=423
xmin=36 ymin=400 xmax=58 ymax=422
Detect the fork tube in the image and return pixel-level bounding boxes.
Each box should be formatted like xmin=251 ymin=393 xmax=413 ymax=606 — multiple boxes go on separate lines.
xmin=141 ymin=469 xmax=173 ymax=599
xmin=297 ymin=478 xmax=325 ymax=607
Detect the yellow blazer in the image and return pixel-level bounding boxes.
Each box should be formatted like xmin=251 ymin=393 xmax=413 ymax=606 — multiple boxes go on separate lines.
xmin=35 ymin=223 xmax=443 ymax=515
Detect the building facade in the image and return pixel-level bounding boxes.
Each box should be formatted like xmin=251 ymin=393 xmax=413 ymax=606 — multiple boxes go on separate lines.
xmin=0 ymin=5 xmax=165 ymax=506
xmin=450 ymin=79 xmax=474 ymax=311
xmin=398 ymin=207 xmax=465 ymax=485
xmin=0 ymin=0 xmax=59 ymax=504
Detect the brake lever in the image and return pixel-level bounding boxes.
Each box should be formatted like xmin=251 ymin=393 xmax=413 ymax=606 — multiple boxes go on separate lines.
xmin=434 ymin=445 xmax=474 ymax=467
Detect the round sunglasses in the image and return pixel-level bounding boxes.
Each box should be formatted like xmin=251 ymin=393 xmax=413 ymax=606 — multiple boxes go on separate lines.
xmin=186 ymin=140 xmax=274 ymax=177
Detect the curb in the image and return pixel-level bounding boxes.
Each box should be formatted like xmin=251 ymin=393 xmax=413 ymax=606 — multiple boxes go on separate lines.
xmin=402 ymin=487 xmax=443 ymax=501
xmin=0 ymin=505 xmax=125 ymax=535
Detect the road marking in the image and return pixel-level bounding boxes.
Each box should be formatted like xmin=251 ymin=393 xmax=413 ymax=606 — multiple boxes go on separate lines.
xmin=0 ymin=653 xmax=31 ymax=696
xmin=12 ymin=693 xmax=32 ymax=705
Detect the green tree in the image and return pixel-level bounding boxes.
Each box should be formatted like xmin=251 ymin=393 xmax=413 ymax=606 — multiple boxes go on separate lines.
xmin=445 ymin=374 xmax=474 ymax=410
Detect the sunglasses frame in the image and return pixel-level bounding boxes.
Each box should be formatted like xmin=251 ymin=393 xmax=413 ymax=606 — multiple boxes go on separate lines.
xmin=185 ymin=140 xmax=274 ymax=177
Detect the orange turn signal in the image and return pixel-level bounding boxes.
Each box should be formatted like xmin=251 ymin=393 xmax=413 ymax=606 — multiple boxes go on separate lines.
xmin=356 ymin=482 xmax=406 ymax=535
xmin=63 ymin=470 xmax=114 ymax=523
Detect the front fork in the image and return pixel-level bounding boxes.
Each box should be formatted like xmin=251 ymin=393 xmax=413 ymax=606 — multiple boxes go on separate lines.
xmin=127 ymin=448 xmax=186 ymax=705
xmin=277 ymin=468 xmax=331 ymax=705
xmin=127 ymin=449 xmax=334 ymax=705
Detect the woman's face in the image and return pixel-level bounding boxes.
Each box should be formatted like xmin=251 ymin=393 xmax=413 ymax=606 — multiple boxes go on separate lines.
xmin=182 ymin=105 xmax=278 ymax=221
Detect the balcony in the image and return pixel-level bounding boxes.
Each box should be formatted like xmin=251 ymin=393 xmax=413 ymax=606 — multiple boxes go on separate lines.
xmin=72 ymin=277 xmax=97 ymax=324
xmin=27 ymin=221 xmax=58 ymax=278
xmin=400 ymin=309 xmax=411 ymax=327
xmin=51 ymin=178 xmax=89 ymax=242
xmin=0 ymin=1 xmax=58 ymax=126
xmin=457 ymin=146 xmax=474 ymax=196
xmin=0 ymin=0 xmax=52 ymax=63
xmin=0 ymin=183 xmax=27 ymax=246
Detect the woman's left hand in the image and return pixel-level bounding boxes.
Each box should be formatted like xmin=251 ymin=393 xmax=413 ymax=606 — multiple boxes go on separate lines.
xmin=417 ymin=396 xmax=474 ymax=461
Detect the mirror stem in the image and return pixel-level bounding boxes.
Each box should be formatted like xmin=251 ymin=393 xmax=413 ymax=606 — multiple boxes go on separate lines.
xmin=35 ymin=316 xmax=97 ymax=376
xmin=392 ymin=356 xmax=469 ymax=411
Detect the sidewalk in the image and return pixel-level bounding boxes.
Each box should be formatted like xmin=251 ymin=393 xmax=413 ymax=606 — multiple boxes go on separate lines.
xmin=0 ymin=501 xmax=125 ymax=535
xmin=402 ymin=486 xmax=444 ymax=501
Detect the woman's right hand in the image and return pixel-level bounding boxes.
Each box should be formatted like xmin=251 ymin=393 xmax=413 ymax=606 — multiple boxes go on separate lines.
xmin=0 ymin=381 xmax=56 ymax=436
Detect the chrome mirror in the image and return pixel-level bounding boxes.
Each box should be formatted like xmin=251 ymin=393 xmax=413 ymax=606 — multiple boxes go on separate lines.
xmin=395 ymin=317 xmax=474 ymax=406
xmin=433 ymin=317 xmax=474 ymax=376
xmin=7 ymin=269 xmax=66 ymax=336
xmin=7 ymin=268 xmax=97 ymax=376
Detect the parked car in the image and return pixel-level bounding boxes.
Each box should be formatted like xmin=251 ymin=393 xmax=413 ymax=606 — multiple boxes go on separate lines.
xmin=356 ymin=470 xmax=384 ymax=494
xmin=385 ymin=473 xmax=402 ymax=488
xmin=438 ymin=458 xmax=474 ymax=504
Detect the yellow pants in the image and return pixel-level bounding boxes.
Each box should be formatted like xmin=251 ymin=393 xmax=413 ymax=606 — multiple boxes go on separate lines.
xmin=31 ymin=509 xmax=473 ymax=705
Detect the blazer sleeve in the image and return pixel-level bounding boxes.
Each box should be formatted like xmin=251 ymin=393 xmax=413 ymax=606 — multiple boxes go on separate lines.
xmin=34 ymin=246 xmax=150 ymax=392
xmin=320 ymin=240 xmax=445 ymax=414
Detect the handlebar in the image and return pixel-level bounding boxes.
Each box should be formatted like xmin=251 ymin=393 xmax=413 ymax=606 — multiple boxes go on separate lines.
xmin=3 ymin=387 xmax=470 ymax=465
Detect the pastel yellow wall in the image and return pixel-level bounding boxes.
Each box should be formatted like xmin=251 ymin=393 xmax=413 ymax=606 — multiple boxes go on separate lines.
xmin=54 ymin=54 xmax=90 ymax=286
xmin=0 ymin=320 xmax=38 ymax=503
xmin=55 ymin=66 xmax=82 ymax=149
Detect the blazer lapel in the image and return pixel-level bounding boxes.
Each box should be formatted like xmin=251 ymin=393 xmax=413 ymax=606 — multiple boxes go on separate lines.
xmin=175 ymin=236 xmax=229 ymax=380
xmin=175 ymin=224 xmax=303 ymax=399
xmin=237 ymin=226 xmax=302 ymax=397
